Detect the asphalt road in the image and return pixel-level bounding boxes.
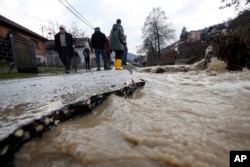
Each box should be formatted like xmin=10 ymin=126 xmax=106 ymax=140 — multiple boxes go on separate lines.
xmin=0 ymin=70 xmax=143 ymax=140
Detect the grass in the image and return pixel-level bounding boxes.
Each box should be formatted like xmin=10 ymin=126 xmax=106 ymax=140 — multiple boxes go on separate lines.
xmin=0 ymin=66 xmax=88 ymax=80
xmin=0 ymin=66 xmax=66 ymax=80
xmin=38 ymin=66 xmax=65 ymax=75
xmin=0 ymin=72 xmax=37 ymax=80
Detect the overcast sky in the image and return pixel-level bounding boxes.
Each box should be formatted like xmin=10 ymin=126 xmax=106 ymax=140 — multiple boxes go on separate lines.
xmin=0 ymin=0 xmax=238 ymax=54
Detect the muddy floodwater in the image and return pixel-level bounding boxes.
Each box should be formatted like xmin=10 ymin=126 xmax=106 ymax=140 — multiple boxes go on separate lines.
xmin=16 ymin=71 xmax=250 ymax=167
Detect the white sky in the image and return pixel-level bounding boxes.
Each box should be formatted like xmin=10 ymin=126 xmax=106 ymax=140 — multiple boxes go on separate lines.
xmin=0 ymin=0 xmax=238 ymax=54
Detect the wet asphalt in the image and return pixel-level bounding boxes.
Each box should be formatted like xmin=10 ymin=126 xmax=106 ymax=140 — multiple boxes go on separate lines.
xmin=0 ymin=69 xmax=142 ymax=140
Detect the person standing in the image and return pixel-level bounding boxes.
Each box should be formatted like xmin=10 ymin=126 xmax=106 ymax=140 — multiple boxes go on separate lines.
xmin=83 ymin=46 xmax=91 ymax=70
xmin=91 ymin=27 xmax=110 ymax=71
xmin=104 ymin=37 xmax=112 ymax=68
xmin=55 ymin=25 xmax=75 ymax=74
xmin=122 ymin=35 xmax=128 ymax=67
xmin=110 ymin=19 xmax=125 ymax=70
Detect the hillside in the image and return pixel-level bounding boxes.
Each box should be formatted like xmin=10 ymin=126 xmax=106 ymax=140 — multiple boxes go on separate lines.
xmin=111 ymin=52 xmax=137 ymax=61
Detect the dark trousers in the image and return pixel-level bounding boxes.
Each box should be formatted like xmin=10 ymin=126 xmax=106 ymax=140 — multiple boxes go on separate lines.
xmin=114 ymin=50 xmax=123 ymax=59
xmin=122 ymin=50 xmax=128 ymax=65
xmin=106 ymin=52 xmax=111 ymax=66
xmin=85 ymin=56 xmax=90 ymax=70
xmin=94 ymin=49 xmax=109 ymax=69
xmin=59 ymin=47 xmax=71 ymax=71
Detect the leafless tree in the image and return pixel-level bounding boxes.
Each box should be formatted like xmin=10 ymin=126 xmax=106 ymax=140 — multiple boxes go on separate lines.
xmin=40 ymin=21 xmax=85 ymax=39
xmin=40 ymin=20 xmax=59 ymax=39
xmin=141 ymin=7 xmax=175 ymax=57
xmin=220 ymin=0 xmax=250 ymax=10
xmin=68 ymin=22 xmax=85 ymax=38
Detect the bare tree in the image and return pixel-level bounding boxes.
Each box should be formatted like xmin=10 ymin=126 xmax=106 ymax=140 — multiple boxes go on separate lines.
xmin=68 ymin=22 xmax=85 ymax=38
xmin=40 ymin=21 xmax=85 ymax=39
xmin=141 ymin=7 xmax=175 ymax=57
xmin=40 ymin=20 xmax=59 ymax=39
xmin=220 ymin=0 xmax=250 ymax=10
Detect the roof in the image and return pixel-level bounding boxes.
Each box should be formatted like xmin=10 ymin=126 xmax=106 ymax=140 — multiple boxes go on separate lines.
xmin=0 ymin=15 xmax=47 ymax=41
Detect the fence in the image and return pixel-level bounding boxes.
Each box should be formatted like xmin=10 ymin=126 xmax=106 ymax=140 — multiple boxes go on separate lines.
xmin=10 ymin=34 xmax=37 ymax=73
xmin=0 ymin=34 xmax=38 ymax=74
xmin=0 ymin=38 xmax=13 ymax=74
xmin=0 ymin=38 xmax=12 ymax=62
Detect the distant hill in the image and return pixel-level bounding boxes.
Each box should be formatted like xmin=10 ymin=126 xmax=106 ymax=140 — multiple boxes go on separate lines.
xmin=127 ymin=52 xmax=137 ymax=61
xmin=111 ymin=52 xmax=137 ymax=61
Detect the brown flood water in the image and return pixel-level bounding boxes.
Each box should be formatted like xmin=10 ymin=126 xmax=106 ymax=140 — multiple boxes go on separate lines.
xmin=16 ymin=71 xmax=250 ymax=167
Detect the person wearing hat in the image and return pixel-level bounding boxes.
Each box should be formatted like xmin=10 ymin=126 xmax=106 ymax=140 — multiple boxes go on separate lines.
xmin=109 ymin=19 xmax=125 ymax=70
xmin=91 ymin=27 xmax=111 ymax=71
xmin=55 ymin=25 xmax=75 ymax=74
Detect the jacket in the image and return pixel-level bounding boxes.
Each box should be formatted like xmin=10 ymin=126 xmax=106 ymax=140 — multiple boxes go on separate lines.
xmin=83 ymin=48 xmax=90 ymax=57
xmin=124 ymin=42 xmax=128 ymax=51
xmin=54 ymin=32 xmax=74 ymax=57
xmin=104 ymin=39 xmax=111 ymax=55
xmin=91 ymin=31 xmax=107 ymax=49
xmin=109 ymin=24 xmax=125 ymax=51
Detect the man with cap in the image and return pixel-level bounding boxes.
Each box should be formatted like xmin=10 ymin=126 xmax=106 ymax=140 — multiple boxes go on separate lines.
xmin=55 ymin=25 xmax=75 ymax=74
xmin=91 ymin=27 xmax=110 ymax=71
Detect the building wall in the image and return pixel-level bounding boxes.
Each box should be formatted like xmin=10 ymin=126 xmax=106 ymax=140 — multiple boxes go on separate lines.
xmin=187 ymin=31 xmax=201 ymax=43
xmin=0 ymin=24 xmax=46 ymax=56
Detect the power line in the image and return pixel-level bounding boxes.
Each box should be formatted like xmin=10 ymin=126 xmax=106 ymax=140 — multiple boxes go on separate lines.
xmin=58 ymin=0 xmax=94 ymax=29
xmin=64 ymin=0 xmax=95 ymax=28
xmin=58 ymin=0 xmax=95 ymax=30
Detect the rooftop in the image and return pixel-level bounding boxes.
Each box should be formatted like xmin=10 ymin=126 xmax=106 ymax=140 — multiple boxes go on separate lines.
xmin=0 ymin=15 xmax=47 ymax=41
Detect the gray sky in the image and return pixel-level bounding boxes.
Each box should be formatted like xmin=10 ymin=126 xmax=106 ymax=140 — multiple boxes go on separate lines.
xmin=0 ymin=0 xmax=238 ymax=54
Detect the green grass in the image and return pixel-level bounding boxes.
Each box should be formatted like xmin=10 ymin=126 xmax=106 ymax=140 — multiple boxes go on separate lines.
xmin=0 ymin=66 xmax=66 ymax=80
xmin=0 ymin=66 xmax=81 ymax=80
xmin=0 ymin=72 xmax=37 ymax=80
xmin=38 ymin=66 xmax=65 ymax=74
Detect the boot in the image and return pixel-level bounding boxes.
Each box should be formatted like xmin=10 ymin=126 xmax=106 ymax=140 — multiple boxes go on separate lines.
xmin=115 ymin=59 xmax=123 ymax=70
xmin=96 ymin=63 xmax=100 ymax=71
xmin=104 ymin=62 xmax=112 ymax=70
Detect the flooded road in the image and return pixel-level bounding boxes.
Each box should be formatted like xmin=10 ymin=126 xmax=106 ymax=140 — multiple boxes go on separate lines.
xmin=16 ymin=71 xmax=250 ymax=167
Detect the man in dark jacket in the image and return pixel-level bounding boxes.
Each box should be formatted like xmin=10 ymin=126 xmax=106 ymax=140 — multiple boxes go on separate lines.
xmin=110 ymin=19 xmax=125 ymax=70
xmin=91 ymin=27 xmax=110 ymax=71
xmin=55 ymin=25 xmax=75 ymax=73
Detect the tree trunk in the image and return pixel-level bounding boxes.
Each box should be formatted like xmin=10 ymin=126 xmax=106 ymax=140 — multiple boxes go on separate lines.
xmin=157 ymin=35 xmax=161 ymax=57
xmin=155 ymin=24 xmax=161 ymax=57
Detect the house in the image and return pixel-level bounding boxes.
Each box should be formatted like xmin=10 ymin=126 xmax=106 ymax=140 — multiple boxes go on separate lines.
xmin=199 ymin=23 xmax=228 ymax=43
xmin=0 ymin=15 xmax=48 ymax=64
xmin=186 ymin=30 xmax=201 ymax=43
xmin=207 ymin=23 xmax=226 ymax=37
